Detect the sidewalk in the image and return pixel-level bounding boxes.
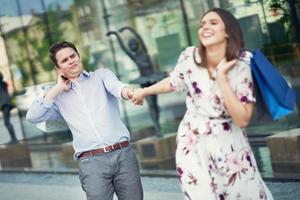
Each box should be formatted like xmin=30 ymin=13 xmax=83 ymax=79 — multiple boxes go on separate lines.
xmin=0 ymin=172 xmax=299 ymax=200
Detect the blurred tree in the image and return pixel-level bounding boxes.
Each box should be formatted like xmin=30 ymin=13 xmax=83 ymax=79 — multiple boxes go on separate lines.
xmin=13 ymin=9 xmax=75 ymax=85
xmin=28 ymin=9 xmax=64 ymax=77
xmin=13 ymin=32 xmax=32 ymax=86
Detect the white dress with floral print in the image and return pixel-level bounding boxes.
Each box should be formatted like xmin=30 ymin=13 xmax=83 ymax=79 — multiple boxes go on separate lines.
xmin=170 ymin=47 xmax=273 ymax=200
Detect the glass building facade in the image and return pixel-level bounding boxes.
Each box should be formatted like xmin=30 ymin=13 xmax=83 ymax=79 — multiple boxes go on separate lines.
xmin=0 ymin=0 xmax=300 ymax=174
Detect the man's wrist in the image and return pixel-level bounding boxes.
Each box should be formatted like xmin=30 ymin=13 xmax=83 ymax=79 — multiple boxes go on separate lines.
xmin=54 ymin=84 xmax=66 ymax=93
xmin=126 ymin=88 xmax=133 ymax=100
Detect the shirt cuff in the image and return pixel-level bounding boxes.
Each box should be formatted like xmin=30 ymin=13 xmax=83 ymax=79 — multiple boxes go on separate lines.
xmin=35 ymin=97 xmax=54 ymax=108
xmin=120 ymin=84 xmax=130 ymax=100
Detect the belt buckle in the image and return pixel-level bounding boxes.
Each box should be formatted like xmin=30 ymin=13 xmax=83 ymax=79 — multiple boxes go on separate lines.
xmin=111 ymin=145 xmax=115 ymax=151
xmin=103 ymin=146 xmax=109 ymax=153
xmin=104 ymin=144 xmax=115 ymax=153
xmin=118 ymin=142 xmax=122 ymax=149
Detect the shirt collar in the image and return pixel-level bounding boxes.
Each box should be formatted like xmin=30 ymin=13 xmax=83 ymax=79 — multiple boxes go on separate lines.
xmin=79 ymin=70 xmax=90 ymax=80
xmin=70 ymin=70 xmax=90 ymax=88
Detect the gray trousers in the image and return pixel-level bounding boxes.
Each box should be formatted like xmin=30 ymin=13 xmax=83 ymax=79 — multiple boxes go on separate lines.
xmin=78 ymin=145 xmax=143 ymax=200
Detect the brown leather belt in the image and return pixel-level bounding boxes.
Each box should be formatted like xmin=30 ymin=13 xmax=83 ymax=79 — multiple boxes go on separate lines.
xmin=79 ymin=141 xmax=129 ymax=159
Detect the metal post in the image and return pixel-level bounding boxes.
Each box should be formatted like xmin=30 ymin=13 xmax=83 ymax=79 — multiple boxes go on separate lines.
xmin=100 ymin=0 xmax=131 ymax=131
xmin=16 ymin=0 xmax=37 ymax=85
xmin=41 ymin=0 xmax=53 ymax=46
xmin=179 ymin=0 xmax=192 ymax=46
xmin=288 ymin=0 xmax=300 ymax=45
xmin=259 ymin=0 xmax=272 ymax=45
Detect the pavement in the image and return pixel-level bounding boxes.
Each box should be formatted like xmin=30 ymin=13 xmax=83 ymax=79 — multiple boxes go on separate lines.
xmin=0 ymin=172 xmax=299 ymax=200
xmin=1 ymin=109 xmax=300 ymax=200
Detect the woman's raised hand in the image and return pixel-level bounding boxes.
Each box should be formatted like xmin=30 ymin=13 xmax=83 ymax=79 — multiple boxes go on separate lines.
xmin=216 ymin=59 xmax=237 ymax=78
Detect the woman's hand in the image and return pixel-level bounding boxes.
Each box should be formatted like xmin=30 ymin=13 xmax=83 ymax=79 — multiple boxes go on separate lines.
xmin=216 ymin=59 xmax=237 ymax=78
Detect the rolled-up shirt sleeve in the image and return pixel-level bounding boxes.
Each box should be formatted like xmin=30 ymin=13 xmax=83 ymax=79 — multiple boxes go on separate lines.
xmin=99 ymin=68 xmax=127 ymax=99
xmin=26 ymin=97 xmax=63 ymax=123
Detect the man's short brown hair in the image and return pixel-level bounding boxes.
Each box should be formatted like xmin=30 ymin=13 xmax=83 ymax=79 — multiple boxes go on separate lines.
xmin=49 ymin=41 xmax=79 ymax=68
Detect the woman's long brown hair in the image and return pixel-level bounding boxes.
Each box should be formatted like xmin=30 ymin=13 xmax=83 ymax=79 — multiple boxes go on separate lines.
xmin=193 ymin=8 xmax=244 ymax=67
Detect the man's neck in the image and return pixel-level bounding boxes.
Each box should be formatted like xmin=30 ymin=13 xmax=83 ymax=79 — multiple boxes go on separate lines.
xmin=68 ymin=71 xmax=83 ymax=83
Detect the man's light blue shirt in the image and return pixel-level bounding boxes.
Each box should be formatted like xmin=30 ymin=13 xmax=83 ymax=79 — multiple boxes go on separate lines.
xmin=26 ymin=68 xmax=130 ymax=159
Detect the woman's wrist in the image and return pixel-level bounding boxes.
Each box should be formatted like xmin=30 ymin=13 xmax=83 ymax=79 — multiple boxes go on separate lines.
xmin=216 ymin=72 xmax=228 ymax=82
xmin=143 ymin=87 xmax=149 ymax=96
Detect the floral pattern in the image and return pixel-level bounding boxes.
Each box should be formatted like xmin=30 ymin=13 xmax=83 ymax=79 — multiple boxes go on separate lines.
xmin=170 ymin=47 xmax=273 ymax=200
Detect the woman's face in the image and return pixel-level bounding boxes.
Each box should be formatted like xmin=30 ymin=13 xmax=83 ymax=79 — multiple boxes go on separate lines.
xmin=198 ymin=11 xmax=228 ymax=48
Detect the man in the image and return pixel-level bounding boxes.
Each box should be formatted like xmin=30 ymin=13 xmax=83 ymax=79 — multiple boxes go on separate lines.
xmin=26 ymin=41 xmax=143 ymax=200
xmin=0 ymin=72 xmax=17 ymax=144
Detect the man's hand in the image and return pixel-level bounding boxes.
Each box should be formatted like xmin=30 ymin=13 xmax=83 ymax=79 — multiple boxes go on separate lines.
xmin=57 ymin=73 xmax=71 ymax=92
xmin=127 ymin=88 xmax=134 ymax=99
xmin=44 ymin=73 xmax=70 ymax=101
xmin=131 ymin=88 xmax=146 ymax=105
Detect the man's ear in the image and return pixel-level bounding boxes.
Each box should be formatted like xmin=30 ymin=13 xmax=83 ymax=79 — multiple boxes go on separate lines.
xmin=55 ymin=65 xmax=61 ymax=70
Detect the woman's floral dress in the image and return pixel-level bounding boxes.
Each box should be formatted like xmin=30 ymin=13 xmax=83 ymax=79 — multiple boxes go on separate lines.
xmin=170 ymin=47 xmax=274 ymax=200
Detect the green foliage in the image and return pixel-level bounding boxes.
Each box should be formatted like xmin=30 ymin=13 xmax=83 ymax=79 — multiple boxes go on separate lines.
xmin=82 ymin=57 xmax=94 ymax=72
xmin=16 ymin=60 xmax=29 ymax=86
xmin=268 ymin=0 xmax=286 ymax=9
xmin=29 ymin=11 xmax=64 ymax=73
xmin=12 ymin=10 xmax=67 ymax=85
xmin=7 ymin=6 xmax=93 ymax=85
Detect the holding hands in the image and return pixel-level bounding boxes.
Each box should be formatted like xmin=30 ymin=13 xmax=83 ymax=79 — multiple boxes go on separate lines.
xmin=124 ymin=87 xmax=147 ymax=106
xmin=122 ymin=87 xmax=146 ymax=105
xmin=131 ymin=88 xmax=147 ymax=105
xmin=127 ymin=77 xmax=173 ymax=105
xmin=131 ymin=88 xmax=146 ymax=105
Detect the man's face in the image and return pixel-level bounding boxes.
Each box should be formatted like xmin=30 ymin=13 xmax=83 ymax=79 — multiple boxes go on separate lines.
xmin=55 ymin=47 xmax=83 ymax=79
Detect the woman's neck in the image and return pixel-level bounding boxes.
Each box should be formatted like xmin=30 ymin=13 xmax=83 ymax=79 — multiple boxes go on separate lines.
xmin=206 ymin=44 xmax=226 ymax=69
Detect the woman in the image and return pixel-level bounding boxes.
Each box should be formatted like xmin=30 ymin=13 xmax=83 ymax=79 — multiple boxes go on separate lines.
xmin=132 ymin=8 xmax=273 ymax=200
xmin=0 ymin=72 xmax=17 ymax=144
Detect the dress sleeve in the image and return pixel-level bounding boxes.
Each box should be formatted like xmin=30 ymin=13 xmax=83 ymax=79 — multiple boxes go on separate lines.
xmin=235 ymin=61 xmax=256 ymax=104
xmin=169 ymin=48 xmax=191 ymax=92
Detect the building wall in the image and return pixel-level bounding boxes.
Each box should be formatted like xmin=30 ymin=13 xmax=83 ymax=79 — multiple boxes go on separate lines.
xmin=2 ymin=0 xmax=300 ymax=137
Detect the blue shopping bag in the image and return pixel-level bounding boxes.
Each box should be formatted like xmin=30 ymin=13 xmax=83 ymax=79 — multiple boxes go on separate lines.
xmin=251 ymin=49 xmax=296 ymax=120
